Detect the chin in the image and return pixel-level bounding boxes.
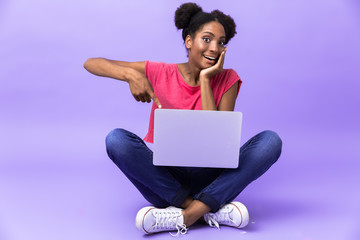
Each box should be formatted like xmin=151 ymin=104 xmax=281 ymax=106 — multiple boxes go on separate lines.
xmin=203 ymin=62 xmax=215 ymax=68
xmin=193 ymin=59 xmax=215 ymax=70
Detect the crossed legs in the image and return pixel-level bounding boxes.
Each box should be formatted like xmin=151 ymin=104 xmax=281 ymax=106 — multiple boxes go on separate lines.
xmin=105 ymin=128 xmax=282 ymax=228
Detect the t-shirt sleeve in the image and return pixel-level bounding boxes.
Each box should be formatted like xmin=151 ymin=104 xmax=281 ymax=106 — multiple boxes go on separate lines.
xmin=144 ymin=60 xmax=165 ymax=87
xmin=223 ymin=69 xmax=242 ymax=98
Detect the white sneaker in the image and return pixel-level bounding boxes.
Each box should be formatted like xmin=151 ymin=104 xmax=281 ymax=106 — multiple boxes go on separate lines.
xmin=135 ymin=206 xmax=188 ymax=236
xmin=203 ymin=201 xmax=249 ymax=229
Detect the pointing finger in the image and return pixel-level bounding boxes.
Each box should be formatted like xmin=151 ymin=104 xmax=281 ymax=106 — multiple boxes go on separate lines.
xmin=152 ymin=94 xmax=162 ymax=109
xmin=149 ymin=90 xmax=162 ymax=108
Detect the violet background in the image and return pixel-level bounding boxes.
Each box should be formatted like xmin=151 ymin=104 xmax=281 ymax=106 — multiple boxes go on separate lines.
xmin=1 ymin=0 xmax=359 ymax=239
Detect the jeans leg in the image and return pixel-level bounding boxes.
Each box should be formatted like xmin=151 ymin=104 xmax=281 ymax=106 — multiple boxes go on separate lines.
xmin=105 ymin=128 xmax=189 ymax=208
xmin=193 ymin=130 xmax=282 ymax=212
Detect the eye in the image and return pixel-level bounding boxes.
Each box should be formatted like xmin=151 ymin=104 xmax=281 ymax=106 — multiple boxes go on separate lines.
xmin=219 ymin=40 xmax=225 ymax=46
xmin=202 ymin=37 xmax=210 ymax=43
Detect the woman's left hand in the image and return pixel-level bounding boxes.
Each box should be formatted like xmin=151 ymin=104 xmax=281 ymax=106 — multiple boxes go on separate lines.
xmin=199 ymin=47 xmax=227 ymax=80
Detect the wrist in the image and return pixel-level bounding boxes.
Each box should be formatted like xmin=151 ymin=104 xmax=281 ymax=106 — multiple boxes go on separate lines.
xmin=199 ymin=74 xmax=211 ymax=82
xmin=126 ymin=68 xmax=140 ymax=83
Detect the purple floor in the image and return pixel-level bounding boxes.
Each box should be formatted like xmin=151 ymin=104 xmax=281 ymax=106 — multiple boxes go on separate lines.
xmin=1 ymin=122 xmax=359 ymax=239
xmin=1 ymin=0 xmax=360 ymax=239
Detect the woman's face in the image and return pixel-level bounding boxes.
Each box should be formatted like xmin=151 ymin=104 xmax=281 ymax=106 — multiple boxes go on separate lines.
xmin=186 ymin=21 xmax=226 ymax=70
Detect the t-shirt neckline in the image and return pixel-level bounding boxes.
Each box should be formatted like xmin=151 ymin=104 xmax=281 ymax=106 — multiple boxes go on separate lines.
xmin=174 ymin=63 xmax=201 ymax=90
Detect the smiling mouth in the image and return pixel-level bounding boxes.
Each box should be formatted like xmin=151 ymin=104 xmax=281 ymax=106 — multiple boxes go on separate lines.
xmin=203 ymin=55 xmax=219 ymax=64
xmin=204 ymin=55 xmax=217 ymax=61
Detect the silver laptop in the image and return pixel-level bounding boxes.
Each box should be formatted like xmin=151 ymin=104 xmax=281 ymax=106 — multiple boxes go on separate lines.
xmin=153 ymin=109 xmax=242 ymax=168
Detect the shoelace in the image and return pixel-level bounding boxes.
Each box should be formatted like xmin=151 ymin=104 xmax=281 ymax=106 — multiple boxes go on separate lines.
xmin=151 ymin=210 xmax=188 ymax=237
xmin=206 ymin=208 xmax=235 ymax=229
xmin=170 ymin=223 xmax=187 ymax=237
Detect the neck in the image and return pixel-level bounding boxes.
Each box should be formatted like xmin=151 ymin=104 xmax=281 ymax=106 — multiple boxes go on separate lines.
xmin=181 ymin=61 xmax=201 ymax=84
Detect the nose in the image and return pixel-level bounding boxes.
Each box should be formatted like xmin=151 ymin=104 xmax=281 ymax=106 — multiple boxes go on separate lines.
xmin=209 ymin=41 xmax=219 ymax=54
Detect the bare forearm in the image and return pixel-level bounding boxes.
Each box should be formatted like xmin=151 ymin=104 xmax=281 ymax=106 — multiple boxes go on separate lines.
xmin=83 ymin=58 xmax=136 ymax=83
xmin=200 ymin=78 xmax=217 ymax=111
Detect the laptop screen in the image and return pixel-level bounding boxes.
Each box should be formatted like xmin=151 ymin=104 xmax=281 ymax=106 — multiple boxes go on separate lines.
xmin=153 ymin=109 xmax=242 ymax=168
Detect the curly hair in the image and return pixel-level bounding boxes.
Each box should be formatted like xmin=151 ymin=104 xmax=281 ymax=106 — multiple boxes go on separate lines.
xmin=174 ymin=2 xmax=237 ymax=45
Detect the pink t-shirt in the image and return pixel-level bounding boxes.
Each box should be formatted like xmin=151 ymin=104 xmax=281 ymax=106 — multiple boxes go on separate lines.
xmin=143 ymin=61 xmax=242 ymax=143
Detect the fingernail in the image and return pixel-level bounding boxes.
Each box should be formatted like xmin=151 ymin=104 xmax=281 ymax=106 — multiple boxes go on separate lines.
xmin=159 ymin=105 xmax=162 ymax=108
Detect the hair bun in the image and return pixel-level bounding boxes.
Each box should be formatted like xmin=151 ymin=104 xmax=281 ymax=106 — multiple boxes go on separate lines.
xmin=210 ymin=10 xmax=237 ymax=43
xmin=175 ymin=3 xmax=202 ymax=30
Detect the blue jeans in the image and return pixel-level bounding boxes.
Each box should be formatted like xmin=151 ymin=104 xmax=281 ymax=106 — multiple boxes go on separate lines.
xmin=105 ymin=128 xmax=282 ymax=212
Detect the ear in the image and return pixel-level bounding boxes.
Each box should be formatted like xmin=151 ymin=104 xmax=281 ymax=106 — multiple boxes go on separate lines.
xmin=185 ymin=35 xmax=192 ymax=51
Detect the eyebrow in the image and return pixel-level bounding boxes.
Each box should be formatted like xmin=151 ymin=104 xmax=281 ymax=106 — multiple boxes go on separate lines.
xmin=203 ymin=31 xmax=226 ymax=39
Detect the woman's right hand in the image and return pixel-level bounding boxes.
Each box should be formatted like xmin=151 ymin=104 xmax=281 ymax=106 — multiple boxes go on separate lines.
xmin=83 ymin=58 xmax=161 ymax=108
xmin=128 ymin=71 xmax=162 ymax=108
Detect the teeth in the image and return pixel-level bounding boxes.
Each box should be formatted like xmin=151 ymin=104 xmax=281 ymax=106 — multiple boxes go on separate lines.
xmin=204 ymin=55 xmax=216 ymax=60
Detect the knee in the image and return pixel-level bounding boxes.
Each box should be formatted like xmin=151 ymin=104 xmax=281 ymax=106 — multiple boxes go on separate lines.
xmin=105 ymin=128 xmax=127 ymax=147
xmin=105 ymin=128 xmax=130 ymax=159
xmin=259 ymin=130 xmax=282 ymax=161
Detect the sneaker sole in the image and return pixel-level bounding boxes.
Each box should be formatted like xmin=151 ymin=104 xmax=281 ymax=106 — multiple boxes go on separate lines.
xmin=231 ymin=202 xmax=249 ymax=228
xmin=135 ymin=206 xmax=155 ymax=234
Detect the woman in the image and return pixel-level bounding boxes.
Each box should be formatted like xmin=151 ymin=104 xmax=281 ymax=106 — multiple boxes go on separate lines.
xmin=84 ymin=2 xmax=282 ymax=236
